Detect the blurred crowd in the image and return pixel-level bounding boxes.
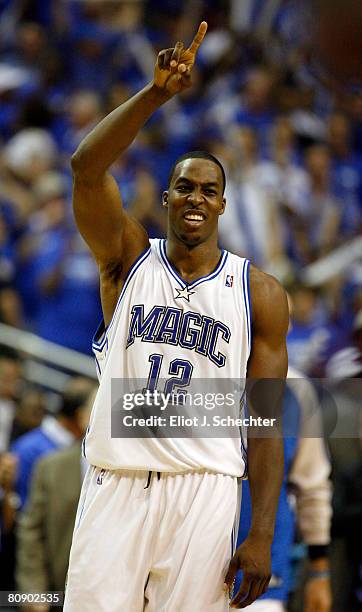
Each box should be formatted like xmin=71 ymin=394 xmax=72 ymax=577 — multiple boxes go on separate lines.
xmin=0 ymin=1 xmax=361 ymax=610
xmin=0 ymin=345 xmax=96 ymax=608
xmin=0 ymin=0 xmax=360 ymax=371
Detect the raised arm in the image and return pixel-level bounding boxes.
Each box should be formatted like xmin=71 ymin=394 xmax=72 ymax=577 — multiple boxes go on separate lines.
xmin=71 ymin=22 xmax=207 ymax=324
xmin=226 ymin=266 xmax=289 ymax=608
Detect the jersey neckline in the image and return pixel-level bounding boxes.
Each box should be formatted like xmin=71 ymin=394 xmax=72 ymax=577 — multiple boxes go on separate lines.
xmin=158 ymin=238 xmax=229 ymax=290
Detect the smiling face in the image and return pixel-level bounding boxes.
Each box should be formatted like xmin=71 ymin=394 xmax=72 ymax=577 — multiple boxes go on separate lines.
xmin=163 ymin=158 xmax=226 ymax=247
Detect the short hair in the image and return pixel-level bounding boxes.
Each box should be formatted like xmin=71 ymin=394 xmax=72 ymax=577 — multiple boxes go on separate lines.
xmin=168 ymin=150 xmax=226 ymax=194
xmin=59 ymin=377 xmax=95 ymax=418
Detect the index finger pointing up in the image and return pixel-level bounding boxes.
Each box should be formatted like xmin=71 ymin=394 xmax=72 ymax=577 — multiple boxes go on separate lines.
xmin=187 ymin=21 xmax=208 ymax=56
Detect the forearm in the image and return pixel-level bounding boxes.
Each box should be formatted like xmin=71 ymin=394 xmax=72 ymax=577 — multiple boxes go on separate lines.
xmin=71 ymin=82 xmax=170 ymax=180
xmin=295 ymin=481 xmax=332 ymax=545
xmin=290 ymin=436 xmax=332 ymax=546
xmin=247 ymin=437 xmax=284 ymax=541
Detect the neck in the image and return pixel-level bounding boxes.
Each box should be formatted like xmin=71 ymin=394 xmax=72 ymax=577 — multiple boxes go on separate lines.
xmin=57 ymin=415 xmax=81 ymax=439
xmin=166 ymin=233 xmax=221 ymax=283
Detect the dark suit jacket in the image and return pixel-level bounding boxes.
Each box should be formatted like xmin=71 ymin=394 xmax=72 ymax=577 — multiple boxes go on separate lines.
xmin=16 ymin=442 xmax=82 ymax=593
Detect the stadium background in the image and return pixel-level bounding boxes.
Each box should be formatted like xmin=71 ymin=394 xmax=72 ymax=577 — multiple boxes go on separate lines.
xmin=0 ymin=1 xmax=361 ymax=610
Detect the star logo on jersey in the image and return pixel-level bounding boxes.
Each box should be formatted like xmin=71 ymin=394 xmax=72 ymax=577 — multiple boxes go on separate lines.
xmin=174 ymin=286 xmax=195 ymax=302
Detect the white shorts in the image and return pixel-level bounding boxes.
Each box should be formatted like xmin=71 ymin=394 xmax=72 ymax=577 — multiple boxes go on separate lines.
xmin=64 ymin=467 xmax=240 ymax=612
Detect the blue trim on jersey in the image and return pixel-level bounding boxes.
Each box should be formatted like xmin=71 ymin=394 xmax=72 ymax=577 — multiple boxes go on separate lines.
xmin=191 ymin=250 xmax=228 ymax=289
xmin=92 ymin=246 xmax=151 ymax=353
xmin=240 ymin=447 xmax=248 ymax=478
xmin=241 ymin=260 xmax=248 ymax=349
xmin=246 ymin=260 xmax=252 ymax=354
xmin=94 ymin=355 xmax=101 ymax=377
xmin=82 ymin=435 xmax=86 ymax=459
xmin=239 ymin=259 xmax=251 ymax=477
xmin=159 ymin=239 xmax=184 ymax=288
xmin=92 ymin=320 xmax=107 ymax=351
xmin=240 ymin=436 xmax=248 ymax=479
xmin=242 ymin=260 xmax=251 ymax=358
xmin=239 ymin=391 xmax=249 ymax=479
xmin=159 ymin=239 xmax=229 ymax=289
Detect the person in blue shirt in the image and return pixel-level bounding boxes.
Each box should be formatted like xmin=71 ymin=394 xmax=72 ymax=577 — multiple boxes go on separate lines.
xmin=11 ymin=377 xmax=94 ymax=509
xmin=235 ymin=368 xmax=332 ymax=611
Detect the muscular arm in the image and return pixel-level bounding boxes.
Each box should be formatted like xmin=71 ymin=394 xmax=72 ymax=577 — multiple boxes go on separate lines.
xmin=226 ymin=266 xmax=289 ymax=608
xmin=71 ymin=22 xmax=207 ymax=325
xmin=71 ymin=86 xmax=166 ymax=324
xmin=246 ymin=267 xmax=288 ymax=541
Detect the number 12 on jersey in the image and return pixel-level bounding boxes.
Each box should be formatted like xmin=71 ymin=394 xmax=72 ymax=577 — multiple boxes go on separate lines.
xmin=145 ymin=353 xmax=193 ymax=397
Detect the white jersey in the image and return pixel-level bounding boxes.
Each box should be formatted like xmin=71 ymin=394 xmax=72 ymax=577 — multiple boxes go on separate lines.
xmin=85 ymin=238 xmax=251 ymax=477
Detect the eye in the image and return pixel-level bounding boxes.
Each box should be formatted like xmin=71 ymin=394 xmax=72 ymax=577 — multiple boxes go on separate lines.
xmin=204 ymin=189 xmax=217 ymax=196
xmin=177 ymin=185 xmax=190 ymax=192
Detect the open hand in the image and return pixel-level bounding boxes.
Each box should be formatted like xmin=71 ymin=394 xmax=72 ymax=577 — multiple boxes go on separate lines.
xmin=224 ymin=536 xmax=272 ymax=608
xmin=153 ymin=21 xmax=207 ymax=96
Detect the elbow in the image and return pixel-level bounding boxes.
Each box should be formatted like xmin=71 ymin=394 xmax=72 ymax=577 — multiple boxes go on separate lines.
xmin=71 ymin=148 xmax=87 ymax=176
xmin=71 ymin=149 xmax=96 ymax=184
xmin=71 ymin=146 xmax=102 ymax=184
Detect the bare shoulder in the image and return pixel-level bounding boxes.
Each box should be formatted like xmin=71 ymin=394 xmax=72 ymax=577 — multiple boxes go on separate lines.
xmin=249 ymin=264 xmax=289 ymax=334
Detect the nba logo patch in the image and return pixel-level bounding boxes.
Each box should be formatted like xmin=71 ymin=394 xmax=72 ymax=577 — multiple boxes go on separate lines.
xmin=225 ymin=275 xmax=233 ymax=288
xmin=97 ymin=469 xmax=106 ymax=485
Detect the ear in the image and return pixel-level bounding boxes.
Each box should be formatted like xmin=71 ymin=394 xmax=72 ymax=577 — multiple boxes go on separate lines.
xmin=162 ymin=191 xmax=169 ymax=207
xmin=218 ymin=196 xmax=226 ymax=216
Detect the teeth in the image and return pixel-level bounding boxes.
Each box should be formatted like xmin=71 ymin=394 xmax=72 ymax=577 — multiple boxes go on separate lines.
xmin=185 ymin=214 xmax=203 ymax=221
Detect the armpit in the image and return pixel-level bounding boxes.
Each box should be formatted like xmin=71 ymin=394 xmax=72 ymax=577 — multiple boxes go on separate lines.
xmin=102 ymin=258 xmax=124 ymax=284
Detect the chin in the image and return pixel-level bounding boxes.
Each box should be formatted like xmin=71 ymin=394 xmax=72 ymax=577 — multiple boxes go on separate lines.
xmin=179 ymin=231 xmax=203 ymax=246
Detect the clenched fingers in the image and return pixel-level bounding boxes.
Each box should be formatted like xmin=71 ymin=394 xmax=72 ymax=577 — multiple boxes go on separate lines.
xmin=157 ymin=48 xmax=173 ymax=69
xmin=170 ymin=41 xmax=184 ymax=69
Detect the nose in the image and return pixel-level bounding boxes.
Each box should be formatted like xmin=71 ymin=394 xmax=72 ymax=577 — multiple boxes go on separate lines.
xmin=187 ymin=189 xmax=204 ymax=207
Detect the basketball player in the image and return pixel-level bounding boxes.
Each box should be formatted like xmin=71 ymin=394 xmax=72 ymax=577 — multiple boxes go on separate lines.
xmin=64 ymin=22 xmax=288 ymax=611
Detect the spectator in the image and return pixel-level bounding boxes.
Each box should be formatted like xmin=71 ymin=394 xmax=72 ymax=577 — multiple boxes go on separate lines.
xmin=327 ymin=112 xmax=362 ymax=236
xmin=0 ymin=2 xmax=359 ymax=608
xmin=235 ymin=67 xmax=277 ymax=154
xmin=11 ymin=376 xmax=94 ymax=508
xmin=4 ymin=127 xmax=57 ymax=180
xmin=320 ymin=374 xmax=362 ymax=611
xmin=286 ymin=284 xmax=337 ymax=376
xmin=9 ymin=385 xmax=45 ymax=444
xmin=128 ymin=169 xmax=167 ymax=238
xmin=16 ymin=171 xmax=101 ymax=353
xmin=0 ymin=452 xmax=19 ymax=590
xmin=325 ymin=310 xmax=362 ymax=379
xmin=0 ymin=204 xmax=23 ymax=327
xmin=288 ymin=145 xmax=341 ymax=265
xmin=217 ymin=127 xmax=288 ymax=273
xmin=235 ymin=367 xmax=332 ymax=612
xmin=0 ymin=1 xmax=358 ymax=379
xmin=60 ymin=90 xmax=102 ymax=155
xmin=0 ymin=347 xmax=23 ymax=453
xmin=16 ymin=387 xmax=95 ymax=601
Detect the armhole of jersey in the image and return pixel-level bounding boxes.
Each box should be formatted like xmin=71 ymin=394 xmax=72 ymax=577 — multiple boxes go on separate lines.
xmin=92 ymin=320 xmax=107 ymax=379
xmin=91 ymin=245 xmax=152 ymax=366
xmin=241 ymin=259 xmax=251 ymax=475
xmin=242 ymin=259 xmax=252 ymax=359
xmin=93 ymin=319 xmax=106 ymax=347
